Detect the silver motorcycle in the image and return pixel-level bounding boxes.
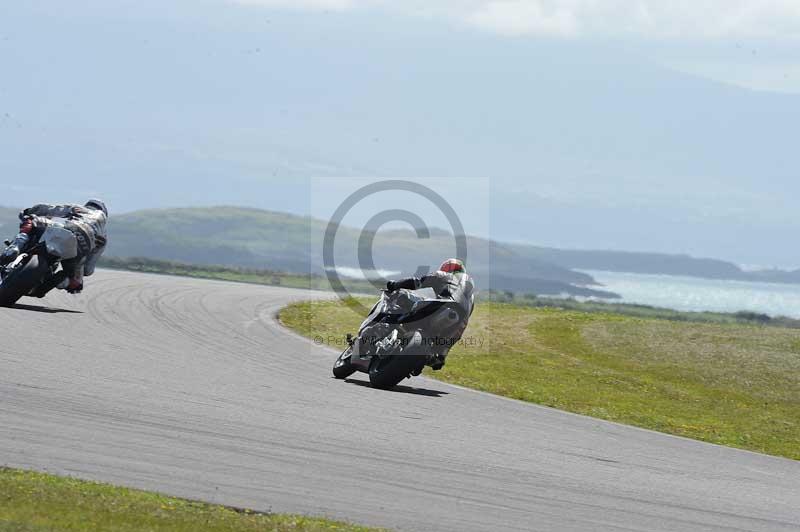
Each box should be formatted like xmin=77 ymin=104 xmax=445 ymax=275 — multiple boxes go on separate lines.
xmin=332 ymin=289 xmax=467 ymax=389
xmin=0 ymin=219 xmax=79 ymax=306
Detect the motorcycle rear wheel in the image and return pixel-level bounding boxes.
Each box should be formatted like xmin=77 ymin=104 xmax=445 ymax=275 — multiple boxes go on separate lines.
xmin=368 ymin=332 xmax=427 ymax=390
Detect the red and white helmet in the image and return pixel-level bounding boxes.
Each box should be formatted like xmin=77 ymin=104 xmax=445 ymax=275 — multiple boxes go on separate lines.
xmin=438 ymin=258 xmax=466 ymax=274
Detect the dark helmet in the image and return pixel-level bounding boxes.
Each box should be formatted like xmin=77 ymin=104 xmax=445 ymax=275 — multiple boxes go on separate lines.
xmin=438 ymin=258 xmax=466 ymax=274
xmin=85 ymin=199 xmax=108 ymax=217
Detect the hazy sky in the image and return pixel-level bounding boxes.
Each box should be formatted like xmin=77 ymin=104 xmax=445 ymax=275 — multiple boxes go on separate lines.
xmin=1 ymin=1 xmax=799 ymax=267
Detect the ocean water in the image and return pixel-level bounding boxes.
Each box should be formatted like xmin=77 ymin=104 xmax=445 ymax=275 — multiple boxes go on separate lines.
xmin=584 ymin=270 xmax=800 ymax=319
xmin=331 ymin=267 xmax=401 ymax=280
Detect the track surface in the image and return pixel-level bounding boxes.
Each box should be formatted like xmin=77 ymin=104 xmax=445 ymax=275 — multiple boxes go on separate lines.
xmin=1 ymin=270 xmax=798 ymax=531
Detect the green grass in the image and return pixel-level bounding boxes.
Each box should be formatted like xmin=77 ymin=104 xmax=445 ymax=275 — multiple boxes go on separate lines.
xmin=280 ymin=298 xmax=800 ymax=460
xmin=0 ymin=468 xmax=381 ymax=532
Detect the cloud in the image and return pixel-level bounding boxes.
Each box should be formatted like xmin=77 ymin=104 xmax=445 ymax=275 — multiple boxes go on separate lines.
xmin=466 ymin=1 xmax=579 ymax=37
xmin=466 ymin=1 xmax=800 ymax=40
xmin=232 ymin=0 xmax=800 ymax=41
xmin=234 ymin=0 xmax=356 ymax=11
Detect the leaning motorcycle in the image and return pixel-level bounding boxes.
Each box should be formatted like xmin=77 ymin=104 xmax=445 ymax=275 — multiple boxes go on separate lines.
xmin=332 ymin=289 xmax=466 ymax=389
xmin=0 ymin=219 xmax=77 ymax=306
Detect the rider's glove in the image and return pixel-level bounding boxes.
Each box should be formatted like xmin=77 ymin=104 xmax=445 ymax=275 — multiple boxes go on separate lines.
xmin=386 ymin=280 xmax=398 ymax=292
xmin=19 ymin=217 xmax=35 ymax=234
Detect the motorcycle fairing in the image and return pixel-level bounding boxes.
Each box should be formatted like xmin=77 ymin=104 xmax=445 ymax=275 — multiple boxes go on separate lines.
xmin=42 ymin=226 xmax=78 ymax=260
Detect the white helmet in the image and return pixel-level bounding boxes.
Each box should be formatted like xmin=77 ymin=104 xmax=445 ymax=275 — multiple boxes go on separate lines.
xmin=85 ymin=199 xmax=108 ymax=217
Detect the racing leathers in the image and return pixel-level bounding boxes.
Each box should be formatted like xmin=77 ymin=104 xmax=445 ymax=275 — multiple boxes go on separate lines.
xmin=386 ymin=269 xmax=475 ymax=369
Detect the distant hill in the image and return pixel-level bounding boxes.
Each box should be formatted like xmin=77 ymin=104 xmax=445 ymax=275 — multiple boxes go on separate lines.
xmin=102 ymin=208 xmax=800 ymax=288
xmin=748 ymin=269 xmax=800 ymax=284
xmin=510 ymin=245 xmax=800 ymax=284
xmin=109 ymin=207 xmax=317 ymax=274
xmin=105 ymin=207 xmax=613 ymax=298
xmin=2 ymin=205 xmax=797 ymax=292
xmin=511 ymin=246 xmax=746 ymax=280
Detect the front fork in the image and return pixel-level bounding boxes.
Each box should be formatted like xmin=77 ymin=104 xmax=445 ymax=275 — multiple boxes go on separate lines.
xmin=1 ymin=252 xmax=29 ymax=278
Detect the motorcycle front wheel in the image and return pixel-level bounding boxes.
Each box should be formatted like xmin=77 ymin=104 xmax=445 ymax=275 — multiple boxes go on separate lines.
xmin=0 ymin=254 xmax=50 ymax=307
xmin=332 ymin=346 xmax=356 ymax=379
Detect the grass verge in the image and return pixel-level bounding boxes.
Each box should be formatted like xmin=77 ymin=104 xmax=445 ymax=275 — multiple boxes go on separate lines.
xmin=0 ymin=468 xmax=381 ymax=532
xmin=280 ymin=297 xmax=800 ymax=460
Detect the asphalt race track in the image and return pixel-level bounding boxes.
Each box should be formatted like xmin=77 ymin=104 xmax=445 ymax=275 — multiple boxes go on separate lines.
xmin=1 ymin=270 xmax=798 ymax=531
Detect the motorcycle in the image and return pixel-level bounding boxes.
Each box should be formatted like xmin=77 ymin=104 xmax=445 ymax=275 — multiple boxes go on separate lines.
xmin=332 ymin=288 xmax=467 ymax=389
xmin=0 ymin=219 xmax=78 ymax=306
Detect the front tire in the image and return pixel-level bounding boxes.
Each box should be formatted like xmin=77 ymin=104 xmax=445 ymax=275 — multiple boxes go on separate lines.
xmin=333 ymin=347 xmax=356 ymax=379
xmin=0 ymin=254 xmax=51 ymax=307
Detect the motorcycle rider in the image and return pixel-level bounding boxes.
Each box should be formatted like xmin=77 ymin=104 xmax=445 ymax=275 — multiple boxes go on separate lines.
xmin=0 ymin=200 xmax=108 ymax=295
xmin=385 ymin=258 xmax=475 ymax=370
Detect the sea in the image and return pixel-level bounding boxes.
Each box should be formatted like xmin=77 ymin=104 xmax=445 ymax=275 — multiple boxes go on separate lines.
xmin=333 ymin=266 xmax=800 ymax=318
xmin=584 ymin=270 xmax=800 ymax=319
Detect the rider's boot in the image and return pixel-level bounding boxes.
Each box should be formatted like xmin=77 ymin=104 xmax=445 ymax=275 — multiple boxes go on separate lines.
xmin=30 ymin=271 xmax=68 ymax=298
xmin=429 ymin=352 xmax=447 ymax=371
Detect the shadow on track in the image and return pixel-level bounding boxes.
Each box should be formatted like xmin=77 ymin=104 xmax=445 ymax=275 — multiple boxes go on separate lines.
xmin=8 ymin=303 xmax=83 ymax=314
xmin=344 ymin=378 xmax=449 ymax=397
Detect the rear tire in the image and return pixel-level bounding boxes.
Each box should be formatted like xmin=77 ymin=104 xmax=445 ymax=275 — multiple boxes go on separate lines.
xmin=333 ymin=347 xmax=356 ymax=379
xmin=0 ymin=254 xmax=51 ymax=307
xmin=368 ymin=332 xmax=427 ymax=390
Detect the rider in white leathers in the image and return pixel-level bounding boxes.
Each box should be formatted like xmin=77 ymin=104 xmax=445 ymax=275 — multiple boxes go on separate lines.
xmin=385 ymin=258 xmax=475 ymax=369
